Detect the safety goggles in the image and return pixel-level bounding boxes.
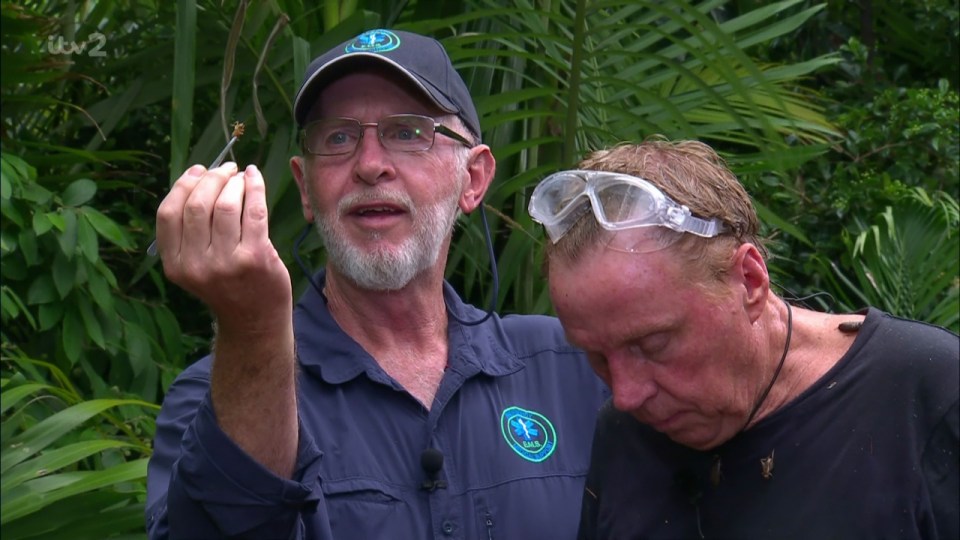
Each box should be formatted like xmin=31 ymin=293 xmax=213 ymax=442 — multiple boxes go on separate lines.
xmin=528 ymin=170 xmax=728 ymax=251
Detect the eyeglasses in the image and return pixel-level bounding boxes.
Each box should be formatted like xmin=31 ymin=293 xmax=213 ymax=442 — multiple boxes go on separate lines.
xmin=528 ymin=170 xmax=729 ymax=251
xmin=301 ymin=114 xmax=473 ymax=156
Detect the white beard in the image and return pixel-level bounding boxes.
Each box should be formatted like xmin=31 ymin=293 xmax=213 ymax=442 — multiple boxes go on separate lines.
xmin=312 ymin=186 xmax=461 ymax=291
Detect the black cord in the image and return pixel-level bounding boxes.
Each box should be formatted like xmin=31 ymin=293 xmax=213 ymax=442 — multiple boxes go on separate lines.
xmin=292 ymin=204 xmax=500 ymax=326
xmin=742 ymin=300 xmax=793 ymax=431
xmin=770 ymin=280 xmax=836 ymax=309
xmin=446 ymin=204 xmax=499 ymax=326
xmin=293 ymin=224 xmax=325 ymax=299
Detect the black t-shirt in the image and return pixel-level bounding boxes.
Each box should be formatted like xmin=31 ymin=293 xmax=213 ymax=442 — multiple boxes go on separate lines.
xmin=579 ymin=309 xmax=959 ymax=540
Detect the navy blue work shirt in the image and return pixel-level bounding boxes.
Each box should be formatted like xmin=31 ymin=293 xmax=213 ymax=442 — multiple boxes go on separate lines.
xmin=146 ymin=271 xmax=610 ymax=539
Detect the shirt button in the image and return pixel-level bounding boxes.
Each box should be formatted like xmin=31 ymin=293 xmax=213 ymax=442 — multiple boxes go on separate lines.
xmin=442 ymin=520 xmax=456 ymax=535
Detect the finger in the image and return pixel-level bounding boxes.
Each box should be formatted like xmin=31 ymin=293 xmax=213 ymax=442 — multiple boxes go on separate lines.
xmin=210 ymin=171 xmax=246 ymax=257
xmin=240 ymin=165 xmax=270 ymax=248
xmin=156 ymin=164 xmax=206 ymax=259
xmin=181 ymin=162 xmax=239 ymax=259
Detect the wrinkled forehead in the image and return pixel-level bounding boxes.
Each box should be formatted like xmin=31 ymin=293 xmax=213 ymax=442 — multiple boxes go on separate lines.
xmin=548 ymin=246 xmax=688 ymax=334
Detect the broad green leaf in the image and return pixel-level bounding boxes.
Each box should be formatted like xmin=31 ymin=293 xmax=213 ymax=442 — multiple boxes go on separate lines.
xmin=0 ymin=166 xmax=13 ymax=201
xmin=79 ymin=207 xmax=132 ymax=249
xmin=0 ymin=491 xmax=141 ymax=540
xmin=153 ymin=305 xmax=184 ymax=363
xmin=16 ymin=230 xmax=38 ymax=267
xmin=26 ymin=274 xmax=56 ymax=305
xmin=38 ymin=302 xmax=63 ymax=331
xmin=1 ymin=439 xmax=133 ymax=494
xmin=60 ymin=179 xmax=97 ymax=207
xmin=51 ymin=253 xmax=76 ymax=299
xmin=2 ymin=399 xmax=150 ymax=474
xmin=124 ymin=319 xmax=152 ymax=378
xmin=56 ymin=210 xmax=78 ymax=258
xmin=0 ymin=458 xmax=148 ymax=525
xmin=17 ymin=182 xmax=52 ymax=205
xmin=31 ymin=211 xmax=53 ymax=236
xmin=0 ymin=228 xmax=17 ymax=253
xmin=1 ymin=199 xmax=24 ymax=228
xmin=76 ymin=216 xmax=99 ymax=263
xmin=2 ymin=153 xmax=36 ymax=185
xmin=171 ymin=0 xmax=197 ymax=183
xmin=61 ymin=308 xmax=84 ymax=366
xmin=0 ymin=383 xmax=51 ymax=416
xmin=86 ymin=270 xmax=113 ymax=312
xmin=77 ymin=294 xmax=106 ymax=349
xmin=45 ymin=211 xmax=65 ymax=232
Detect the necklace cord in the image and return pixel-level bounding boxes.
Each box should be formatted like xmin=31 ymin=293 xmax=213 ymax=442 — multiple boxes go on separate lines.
xmin=742 ymin=300 xmax=793 ymax=431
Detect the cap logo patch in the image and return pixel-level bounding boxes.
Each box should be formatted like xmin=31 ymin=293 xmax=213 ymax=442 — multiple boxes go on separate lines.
xmin=345 ymin=29 xmax=401 ymax=54
xmin=500 ymin=406 xmax=557 ymax=462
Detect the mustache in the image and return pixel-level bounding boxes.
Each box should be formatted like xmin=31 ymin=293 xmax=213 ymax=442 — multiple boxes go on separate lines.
xmin=337 ymin=189 xmax=415 ymax=216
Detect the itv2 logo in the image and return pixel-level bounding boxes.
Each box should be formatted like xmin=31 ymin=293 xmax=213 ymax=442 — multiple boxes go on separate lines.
xmin=45 ymin=33 xmax=107 ymax=57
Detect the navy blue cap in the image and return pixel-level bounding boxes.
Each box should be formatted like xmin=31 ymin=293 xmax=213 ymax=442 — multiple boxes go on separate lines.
xmin=293 ymin=29 xmax=481 ymax=140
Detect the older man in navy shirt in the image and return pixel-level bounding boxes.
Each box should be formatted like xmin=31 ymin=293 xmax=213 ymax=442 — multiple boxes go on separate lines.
xmin=146 ymin=29 xmax=608 ymax=539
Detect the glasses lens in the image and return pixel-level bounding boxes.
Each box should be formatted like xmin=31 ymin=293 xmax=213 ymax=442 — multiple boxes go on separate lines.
xmin=380 ymin=115 xmax=435 ymax=152
xmin=306 ymin=119 xmax=361 ymax=155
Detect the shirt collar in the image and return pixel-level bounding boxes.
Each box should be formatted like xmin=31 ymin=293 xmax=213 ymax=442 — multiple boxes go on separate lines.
xmin=294 ymin=270 xmax=523 ymax=385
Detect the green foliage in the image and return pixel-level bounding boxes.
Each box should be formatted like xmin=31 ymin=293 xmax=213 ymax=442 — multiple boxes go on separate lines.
xmin=1 ymin=2 xmax=196 ymax=403
xmin=783 ymin=73 xmax=959 ymax=241
xmin=743 ymin=0 xmax=960 ymax=89
xmin=1 ymin=348 xmax=156 ymax=540
xmin=812 ymin=189 xmax=959 ymax=332
xmin=0 ymin=151 xmax=188 ymax=403
xmin=1 ymin=17 xmax=195 ymax=537
xmin=737 ymin=2 xmax=959 ymax=324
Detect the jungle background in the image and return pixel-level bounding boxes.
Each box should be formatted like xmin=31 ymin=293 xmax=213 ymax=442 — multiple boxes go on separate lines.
xmin=1 ymin=1 xmax=958 ymax=538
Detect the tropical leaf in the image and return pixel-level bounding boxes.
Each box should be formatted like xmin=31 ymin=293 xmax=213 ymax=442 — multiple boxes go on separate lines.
xmin=0 ymin=355 xmax=153 ymax=538
xmin=814 ymin=190 xmax=959 ymax=332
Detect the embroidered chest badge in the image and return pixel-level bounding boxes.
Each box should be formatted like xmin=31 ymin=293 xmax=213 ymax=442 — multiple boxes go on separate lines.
xmin=500 ymin=406 xmax=557 ymax=462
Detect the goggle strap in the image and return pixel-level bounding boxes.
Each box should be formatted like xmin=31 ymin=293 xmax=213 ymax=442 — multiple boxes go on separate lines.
xmin=681 ymin=214 xmax=728 ymax=238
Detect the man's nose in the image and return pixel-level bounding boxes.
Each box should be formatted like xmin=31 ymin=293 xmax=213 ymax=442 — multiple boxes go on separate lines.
xmin=606 ymin=356 xmax=657 ymax=412
xmin=354 ymin=125 xmax=393 ymax=184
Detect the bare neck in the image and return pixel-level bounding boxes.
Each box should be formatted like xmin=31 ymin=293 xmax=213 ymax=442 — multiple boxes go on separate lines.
xmin=324 ymin=267 xmax=450 ymax=408
xmin=749 ymin=302 xmax=865 ymax=425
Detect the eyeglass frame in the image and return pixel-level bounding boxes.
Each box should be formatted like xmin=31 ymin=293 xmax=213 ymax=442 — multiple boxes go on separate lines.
xmin=299 ymin=114 xmax=475 ymax=156
xmin=528 ymin=169 xmax=730 ymax=244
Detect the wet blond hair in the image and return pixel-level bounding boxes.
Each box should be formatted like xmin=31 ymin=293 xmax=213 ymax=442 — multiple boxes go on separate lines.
xmin=543 ymin=138 xmax=765 ymax=284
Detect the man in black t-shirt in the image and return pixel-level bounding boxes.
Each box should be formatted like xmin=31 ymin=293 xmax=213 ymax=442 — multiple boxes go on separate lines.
xmin=528 ymin=139 xmax=959 ymax=539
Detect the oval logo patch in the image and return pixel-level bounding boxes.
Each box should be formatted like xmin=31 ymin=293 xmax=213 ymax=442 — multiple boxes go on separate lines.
xmin=345 ymin=29 xmax=401 ymax=54
xmin=500 ymin=406 xmax=557 ymax=462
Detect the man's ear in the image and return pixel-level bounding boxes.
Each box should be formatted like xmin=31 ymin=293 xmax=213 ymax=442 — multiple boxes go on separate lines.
xmin=459 ymin=145 xmax=496 ymax=213
xmin=290 ymin=155 xmax=314 ymax=222
xmin=731 ymin=243 xmax=770 ymax=322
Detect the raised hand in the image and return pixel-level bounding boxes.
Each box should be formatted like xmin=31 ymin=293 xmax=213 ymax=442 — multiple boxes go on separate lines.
xmin=156 ymin=162 xmax=298 ymax=477
xmin=155 ymin=163 xmax=293 ymax=328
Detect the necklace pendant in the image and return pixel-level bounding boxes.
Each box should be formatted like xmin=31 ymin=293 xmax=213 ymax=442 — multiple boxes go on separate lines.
xmin=760 ymin=449 xmax=775 ymax=480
